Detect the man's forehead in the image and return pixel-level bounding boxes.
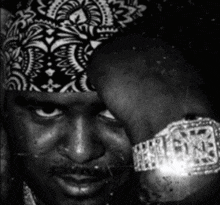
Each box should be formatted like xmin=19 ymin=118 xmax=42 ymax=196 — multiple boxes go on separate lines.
xmin=6 ymin=90 xmax=102 ymax=106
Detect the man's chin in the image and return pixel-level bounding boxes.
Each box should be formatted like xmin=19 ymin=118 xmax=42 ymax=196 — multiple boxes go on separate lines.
xmin=35 ymin=189 xmax=112 ymax=205
xmin=57 ymin=195 xmax=109 ymax=205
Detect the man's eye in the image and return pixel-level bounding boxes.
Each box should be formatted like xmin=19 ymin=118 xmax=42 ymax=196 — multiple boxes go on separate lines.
xmin=34 ymin=107 xmax=63 ymax=118
xmin=99 ymin=110 xmax=116 ymax=121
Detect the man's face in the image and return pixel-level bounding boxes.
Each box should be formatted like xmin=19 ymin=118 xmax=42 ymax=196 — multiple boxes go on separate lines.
xmin=4 ymin=91 xmax=132 ymax=205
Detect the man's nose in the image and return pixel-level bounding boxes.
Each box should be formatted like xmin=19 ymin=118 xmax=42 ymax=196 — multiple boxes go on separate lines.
xmin=59 ymin=116 xmax=105 ymax=163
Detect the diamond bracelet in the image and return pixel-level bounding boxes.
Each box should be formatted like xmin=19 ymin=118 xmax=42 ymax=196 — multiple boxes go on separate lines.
xmin=132 ymin=118 xmax=220 ymax=176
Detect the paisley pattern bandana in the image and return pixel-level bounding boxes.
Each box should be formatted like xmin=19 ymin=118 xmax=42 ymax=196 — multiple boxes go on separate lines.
xmin=1 ymin=0 xmax=146 ymax=92
xmin=133 ymin=118 xmax=220 ymax=176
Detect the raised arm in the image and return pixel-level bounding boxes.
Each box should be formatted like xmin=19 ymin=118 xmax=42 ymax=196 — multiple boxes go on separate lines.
xmin=87 ymin=34 xmax=220 ymax=204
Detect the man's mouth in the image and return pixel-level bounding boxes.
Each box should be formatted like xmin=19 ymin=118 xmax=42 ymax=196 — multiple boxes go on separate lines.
xmin=55 ymin=174 xmax=109 ymax=197
xmin=49 ymin=165 xmax=114 ymax=198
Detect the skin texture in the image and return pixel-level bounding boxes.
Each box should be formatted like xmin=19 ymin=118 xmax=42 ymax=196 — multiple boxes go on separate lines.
xmin=87 ymin=34 xmax=220 ymax=204
xmin=3 ymin=91 xmax=135 ymax=205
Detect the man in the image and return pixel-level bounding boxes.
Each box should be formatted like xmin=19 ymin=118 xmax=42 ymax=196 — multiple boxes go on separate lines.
xmin=87 ymin=34 xmax=220 ymax=204
xmin=0 ymin=1 xmax=146 ymax=205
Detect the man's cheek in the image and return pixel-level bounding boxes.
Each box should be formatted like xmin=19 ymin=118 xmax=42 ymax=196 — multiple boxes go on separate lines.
xmin=7 ymin=118 xmax=51 ymax=155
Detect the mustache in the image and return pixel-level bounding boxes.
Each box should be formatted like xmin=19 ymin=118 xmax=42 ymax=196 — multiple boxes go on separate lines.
xmin=48 ymin=162 xmax=128 ymax=179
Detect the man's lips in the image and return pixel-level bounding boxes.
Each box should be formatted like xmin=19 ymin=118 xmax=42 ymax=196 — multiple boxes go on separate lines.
xmin=61 ymin=174 xmax=101 ymax=182
xmin=48 ymin=163 xmax=127 ymax=197
xmin=54 ymin=174 xmax=109 ymax=197
xmin=49 ymin=165 xmax=114 ymax=197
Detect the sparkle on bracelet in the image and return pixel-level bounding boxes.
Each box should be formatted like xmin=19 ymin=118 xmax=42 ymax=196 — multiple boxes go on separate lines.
xmin=133 ymin=118 xmax=220 ymax=176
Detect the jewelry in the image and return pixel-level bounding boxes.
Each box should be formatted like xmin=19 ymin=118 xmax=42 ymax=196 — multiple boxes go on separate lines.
xmin=133 ymin=118 xmax=220 ymax=176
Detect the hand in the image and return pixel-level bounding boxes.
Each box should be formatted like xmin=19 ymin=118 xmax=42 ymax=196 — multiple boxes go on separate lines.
xmin=87 ymin=34 xmax=220 ymax=204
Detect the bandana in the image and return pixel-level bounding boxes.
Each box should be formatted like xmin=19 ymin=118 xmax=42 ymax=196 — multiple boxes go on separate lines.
xmin=1 ymin=0 xmax=146 ymax=92
xmin=133 ymin=117 xmax=220 ymax=176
